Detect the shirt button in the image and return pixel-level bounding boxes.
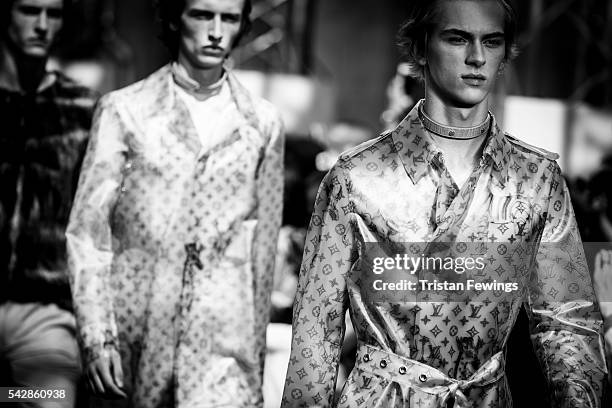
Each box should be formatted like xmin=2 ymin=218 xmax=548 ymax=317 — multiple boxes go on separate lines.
xmin=125 ymin=161 xmax=132 ymax=170
xmin=363 ymin=353 xmax=370 ymax=362
xmin=419 ymin=373 xmax=428 ymax=382
xmin=120 ymin=186 xmax=127 ymax=193
xmin=398 ymin=366 xmax=407 ymax=375
xmin=379 ymin=360 xmax=387 ymax=368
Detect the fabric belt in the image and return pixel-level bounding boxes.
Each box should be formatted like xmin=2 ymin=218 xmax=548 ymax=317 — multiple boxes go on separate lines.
xmin=354 ymin=344 xmax=505 ymax=408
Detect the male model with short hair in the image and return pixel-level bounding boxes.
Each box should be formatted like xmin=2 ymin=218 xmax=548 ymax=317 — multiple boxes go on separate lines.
xmin=0 ymin=0 xmax=97 ymax=406
xmin=67 ymin=0 xmax=284 ymax=406
xmin=282 ymin=0 xmax=607 ymax=406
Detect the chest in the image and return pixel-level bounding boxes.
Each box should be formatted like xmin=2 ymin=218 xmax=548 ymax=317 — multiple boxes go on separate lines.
xmin=113 ymin=117 xmax=266 ymax=233
xmin=352 ymin=169 xmax=548 ymax=244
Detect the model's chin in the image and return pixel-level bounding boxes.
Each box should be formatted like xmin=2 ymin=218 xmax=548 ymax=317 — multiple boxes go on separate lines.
xmin=428 ymin=78 xmax=492 ymax=109
xmin=448 ymin=88 xmax=491 ymax=108
xmin=20 ymin=46 xmax=50 ymax=59
xmin=191 ymin=54 xmax=226 ymax=70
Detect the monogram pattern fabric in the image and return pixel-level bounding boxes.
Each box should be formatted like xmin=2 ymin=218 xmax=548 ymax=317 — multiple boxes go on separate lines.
xmin=341 ymin=344 xmax=507 ymax=408
xmin=67 ymin=64 xmax=284 ymax=407
xmin=281 ymin=102 xmax=606 ymax=407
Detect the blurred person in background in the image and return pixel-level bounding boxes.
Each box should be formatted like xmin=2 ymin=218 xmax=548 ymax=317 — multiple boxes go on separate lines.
xmin=594 ymin=248 xmax=612 ymax=387
xmin=580 ymin=165 xmax=612 ymax=243
xmin=66 ymin=0 xmax=284 ymax=406
xmin=380 ymin=62 xmax=423 ymax=131
xmin=581 ymin=163 xmax=612 ymax=400
xmin=311 ymin=120 xmax=373 ymax=173
xmin=0 ymin=0 xmax=97 ymax=406
xmin=282 ymin=0 xmax=607 ymax=406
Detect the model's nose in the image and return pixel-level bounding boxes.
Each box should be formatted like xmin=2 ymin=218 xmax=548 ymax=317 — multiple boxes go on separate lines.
xmin=208 ymin=15 xmax=222 ymax=42
xmin=466 ymin=42 xmax=486 ymax=67
xmin=35 ymin=10 xmax=49 ymax=34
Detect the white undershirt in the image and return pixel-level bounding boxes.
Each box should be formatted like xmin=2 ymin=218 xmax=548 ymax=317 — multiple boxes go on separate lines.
xmin=174 ymin=79 xmax=234 ymax=154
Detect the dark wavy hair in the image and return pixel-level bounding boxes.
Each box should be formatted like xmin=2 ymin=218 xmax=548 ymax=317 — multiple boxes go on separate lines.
xmin=397 ymin=0 xmax=519 ymax=80
xmin=1 ymin=0 xmax=71 ymax=38
xmin=154 ymin=0 xmax=252 ymax=60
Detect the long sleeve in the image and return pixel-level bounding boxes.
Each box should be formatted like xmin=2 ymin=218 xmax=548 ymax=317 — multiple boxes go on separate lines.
xmin=252 ymin=110 xmax=285 ymax=387
xmin=66 ymin=94 xmax=128 ymax=363
xmin=282 ymin=164 xmax=354 ymax=408
xmin=527 ymin=163 xmax=607 ymax=407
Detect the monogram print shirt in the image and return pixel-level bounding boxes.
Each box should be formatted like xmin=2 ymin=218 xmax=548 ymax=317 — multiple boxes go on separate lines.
xmin=282 ymin=101 xmax=606 ymax=408
xmin=67 ymin=64 xmax=284 ymax=407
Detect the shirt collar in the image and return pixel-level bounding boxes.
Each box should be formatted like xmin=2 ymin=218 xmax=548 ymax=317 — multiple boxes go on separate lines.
xmin=0 ymin=70 xmax=57 ymax=94
xmin=481 ymin=114 xmax=511 ymax=188
xmin=391 ymin=100 xmax=510 ymax=186
xmin=36 ymin=71 xmax=57 ymax=92
xmin=171 ymin=61 xmax=228 ymax=97
xmin=156 ymin=62 xmax=261 ymax=133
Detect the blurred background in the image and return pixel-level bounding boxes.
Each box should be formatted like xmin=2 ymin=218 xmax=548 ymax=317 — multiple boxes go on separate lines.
xmin=54 ymin=0 xmax=612 ymax=163
xmin=49 ymin=0 xmax=612 ymax=406
xmin=52 ymin=0 xmax=612 ymax=229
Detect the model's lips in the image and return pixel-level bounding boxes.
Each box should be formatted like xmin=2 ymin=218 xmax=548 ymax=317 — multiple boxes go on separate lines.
xmin=462 ymin=74 xmax=487 ymax=86
xmin=201 ymin=46 xmax=225 ymax=55
xmin=27 ymin=38 xmax=49 ymax=47
xmin=462 ymin=74 xmax=486 ymax=80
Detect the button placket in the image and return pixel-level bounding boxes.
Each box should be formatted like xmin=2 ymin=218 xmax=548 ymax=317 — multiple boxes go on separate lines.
xmin=120 ymin=160 xmax=134 ymax=193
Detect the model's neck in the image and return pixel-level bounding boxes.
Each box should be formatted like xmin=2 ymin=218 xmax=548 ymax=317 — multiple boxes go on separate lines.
xmin=420 ymin=90 xmax=491 ymax=188
xmin=176 ymin=54 xmax=224 ymax=89
xmin=0 ymin=41 xmax=48 ymax=93
xmin=423 ymin=90 xmax=490 ymax=128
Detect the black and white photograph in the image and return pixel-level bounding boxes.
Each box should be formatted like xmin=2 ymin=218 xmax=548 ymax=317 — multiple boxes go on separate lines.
xmin=0 ymin=0 xmax=611 ymax=407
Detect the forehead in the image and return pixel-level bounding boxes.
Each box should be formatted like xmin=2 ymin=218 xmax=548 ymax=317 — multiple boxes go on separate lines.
xmin=433 ymin=0 xmax=505 ymax=34
xmin=184 ymin=0 xmax=244 ymax=14
xmin=13 ymin=0 xmax=63 ymax=9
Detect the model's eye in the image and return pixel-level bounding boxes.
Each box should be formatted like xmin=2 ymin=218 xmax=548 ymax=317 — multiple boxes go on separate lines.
xmin=221 ymin=13 xmax=240 ymax=23
xmin=447 ymin=36 xmax=467 ymax=45
xmin=17 ymin=5 xmax=43 ymax=16
xmin=46 ymin=8 xmax=63 ymax=19
xmin=187 ymin=10 xmax=214 ymax=20
xmin=484 ymin=38 xmax=504 ymax=48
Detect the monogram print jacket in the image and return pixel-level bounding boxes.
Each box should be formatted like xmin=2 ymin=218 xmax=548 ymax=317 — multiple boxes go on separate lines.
xmin=282 ymin=101 xmax=606 ymax=408
xmin=67 ymin=64 xmax=284 ymax=407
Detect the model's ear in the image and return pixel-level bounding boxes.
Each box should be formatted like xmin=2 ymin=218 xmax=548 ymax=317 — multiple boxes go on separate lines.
xmin=418 ymin=33 xmax=429 ymax=67
xmin=497 ymin=61 xmax=506 ymax=76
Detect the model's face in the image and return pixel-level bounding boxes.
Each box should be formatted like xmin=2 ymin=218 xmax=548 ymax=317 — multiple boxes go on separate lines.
xmin=178 ymin=0 xmax=244 ymax=71
xmin=424 ymin=0 xmax=506 ymax=108
xmin=7 ymin=0 xmax=63 ymax=58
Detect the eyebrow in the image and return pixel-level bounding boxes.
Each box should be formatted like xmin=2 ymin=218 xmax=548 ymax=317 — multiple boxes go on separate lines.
xmin=440 ymin=28 xmax=505 ymax=40
xmin=17 ymin=4 xmax=62 ymax=11
xmin=185 ymin=6 xmax=241 ymax=14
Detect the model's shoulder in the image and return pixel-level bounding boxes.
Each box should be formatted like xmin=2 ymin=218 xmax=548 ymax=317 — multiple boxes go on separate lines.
xmin=252 ymin=95 xmax=281 ymax=122
xmin=233 ymin=77 xmax=280 ymax=119
xmin=339 ymin=131 xmax=393 ymax=161
xmin=504 ymin=132 xmax=560 ymax=161
xmin=108 ymin=65 xmax=171 ymax=102
xmin=52 ymin=72 xmax=98 ymax=109
xmin=226 ymin=73 xmax=282 ymax=132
